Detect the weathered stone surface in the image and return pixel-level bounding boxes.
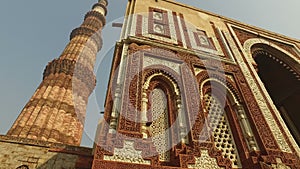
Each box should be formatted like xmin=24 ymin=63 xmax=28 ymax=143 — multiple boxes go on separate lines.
xmin=92 ymin=0 xmax=300 ymax=168
xmin=0 ymin=135 xmax=93 ymax=169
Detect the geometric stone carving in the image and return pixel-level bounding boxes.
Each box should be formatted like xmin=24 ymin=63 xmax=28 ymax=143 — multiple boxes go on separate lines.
xmin=223 ymin=30 xmax=292 ymax=153
xmin=150 ymin=88 xmax=170 ymax=162
xmin=188 ymin=150 xmax=224 ymax=169
xmin=103 ymin=140 xmax=151 ymax=165
xmin=242 ymin=38 xmax=297 ymax=154
xmin=143 ymin=55 xmax=180 ymax=73
xmin=199 ymin=36 xmax=210 ymax=46
xmin=153 ymin=12 xmax=163 ymax=20
xmin=154 ymin=24 xmax=165 ymax=34
xmin=272 ymin=158 xmax=291 ymax=169
xmin=204 ymin=93 xmax=241 ymax=168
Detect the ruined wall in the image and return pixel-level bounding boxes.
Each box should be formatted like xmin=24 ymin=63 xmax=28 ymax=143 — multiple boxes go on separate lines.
xmin=0 ymin=135 xmax=93 ymax=169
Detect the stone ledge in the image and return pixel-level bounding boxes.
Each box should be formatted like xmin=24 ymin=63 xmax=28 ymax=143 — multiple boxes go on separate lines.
xmin=0 ymin=135 xmax=92 ymax=156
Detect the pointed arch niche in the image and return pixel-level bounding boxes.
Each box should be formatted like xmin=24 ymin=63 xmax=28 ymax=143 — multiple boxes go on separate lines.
xmin=141 ymin=71 xmax=189 ymax=163
xmin=251 ymin=44 xmax=300 ymax=146
xmin=199 ymin=76 xmax=259 ymax=168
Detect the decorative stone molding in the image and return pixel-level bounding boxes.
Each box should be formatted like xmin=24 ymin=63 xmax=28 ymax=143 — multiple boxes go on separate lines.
xmin=143 ymin=55 xmax=181 ymax=74
xmin=252 ymin=50 xmax=300 ymax=78
xmin=223 ymin=29 xmax=293 ymax=153
xmin=92 ymin=3 xmax=108 ymax=16
xmin=188 ymin=150 xmax=224 ymax=169
xmin=272 ymin=158 xmax=291 ymax=169
xmin=244 ymin=38 xmax=300 ymax=66
xmin=143 ymin=72 xmax=180 ymax=95
xmin=84 ymin=10 xmax=106 ymax=26
xmin=43 ymin=59 xmax=75 ymax=78
xmin=103 ymin=140 xmax=151 ymax=165
xmin=243 ymin=38 xmax=298 ymax=154
xmin=70 ymin=27 xmax=103 ymax=50
xmin=43 ymin=59 xmax=96 ymax=94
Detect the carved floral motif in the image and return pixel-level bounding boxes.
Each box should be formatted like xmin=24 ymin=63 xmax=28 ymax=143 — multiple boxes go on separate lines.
xmin=103 ymin=140 xmax=151 ymax=165
xmin=188 ymin=150 xmax=224 ymax=169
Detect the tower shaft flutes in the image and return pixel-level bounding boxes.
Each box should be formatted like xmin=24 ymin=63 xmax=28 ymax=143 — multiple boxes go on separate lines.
xmin=7 ymin=0 xmax=108 ymax=146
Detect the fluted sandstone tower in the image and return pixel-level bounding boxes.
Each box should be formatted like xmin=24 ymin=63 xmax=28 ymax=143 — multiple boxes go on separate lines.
xmin=7 ymin=0 xmax=108 ymax=146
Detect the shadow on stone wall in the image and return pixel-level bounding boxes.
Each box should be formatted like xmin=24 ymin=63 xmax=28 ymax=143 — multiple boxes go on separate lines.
xmin=0 ymin=135 xmax=93 ymax=169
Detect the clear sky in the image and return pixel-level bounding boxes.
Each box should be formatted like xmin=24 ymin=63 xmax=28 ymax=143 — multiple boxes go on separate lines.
xmin=0 ymin=0 xmax=299 ymax=147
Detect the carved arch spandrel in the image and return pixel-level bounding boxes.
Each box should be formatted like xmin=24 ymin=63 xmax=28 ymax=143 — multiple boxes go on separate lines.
xmin=243 ymin=39 xmax=300 ymax=158
xmin=143 ymin=66 xmax=182 ymax=95
xmin=226 ymin=26 xmax=299 ymax=154
xmin=196 ymin=71 xmax=242 ymax=103
xmin=244 ymin=39 xmax=300 ymax=72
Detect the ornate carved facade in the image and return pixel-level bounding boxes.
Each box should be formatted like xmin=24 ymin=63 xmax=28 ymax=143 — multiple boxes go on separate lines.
xmin=0 ymin=0 xmax=108 ymax=168
xmin=1 ymin=0 xmax=299 ymax=169
xmin=93 ymin=0 xmax=300 ymax=168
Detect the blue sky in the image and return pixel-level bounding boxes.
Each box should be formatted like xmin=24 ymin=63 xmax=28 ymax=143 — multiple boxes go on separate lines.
xmin=0 ymin=0 xmax=299 ymax=147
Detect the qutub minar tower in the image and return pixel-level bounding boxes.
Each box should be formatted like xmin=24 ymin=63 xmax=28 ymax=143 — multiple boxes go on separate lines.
xmin=7 ymin=0 xmax=107 ymax=146
xmin=0 ymin=0 xmax=300 ymax=168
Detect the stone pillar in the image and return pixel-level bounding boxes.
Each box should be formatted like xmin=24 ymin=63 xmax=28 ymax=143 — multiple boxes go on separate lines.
xmin=140 ymin=91 xmax=149 ymax=138
xmin=176 ymin=96 xmax=188 ymax=144
xmin=7 ymin=0 xmax=108 ymax=146
xmin=235 ymin=104 xmax=258 ymax=151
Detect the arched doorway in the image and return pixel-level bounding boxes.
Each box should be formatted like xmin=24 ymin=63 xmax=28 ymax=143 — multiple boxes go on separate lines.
xmin=252 ymin=46 xmax=300 ymax=145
